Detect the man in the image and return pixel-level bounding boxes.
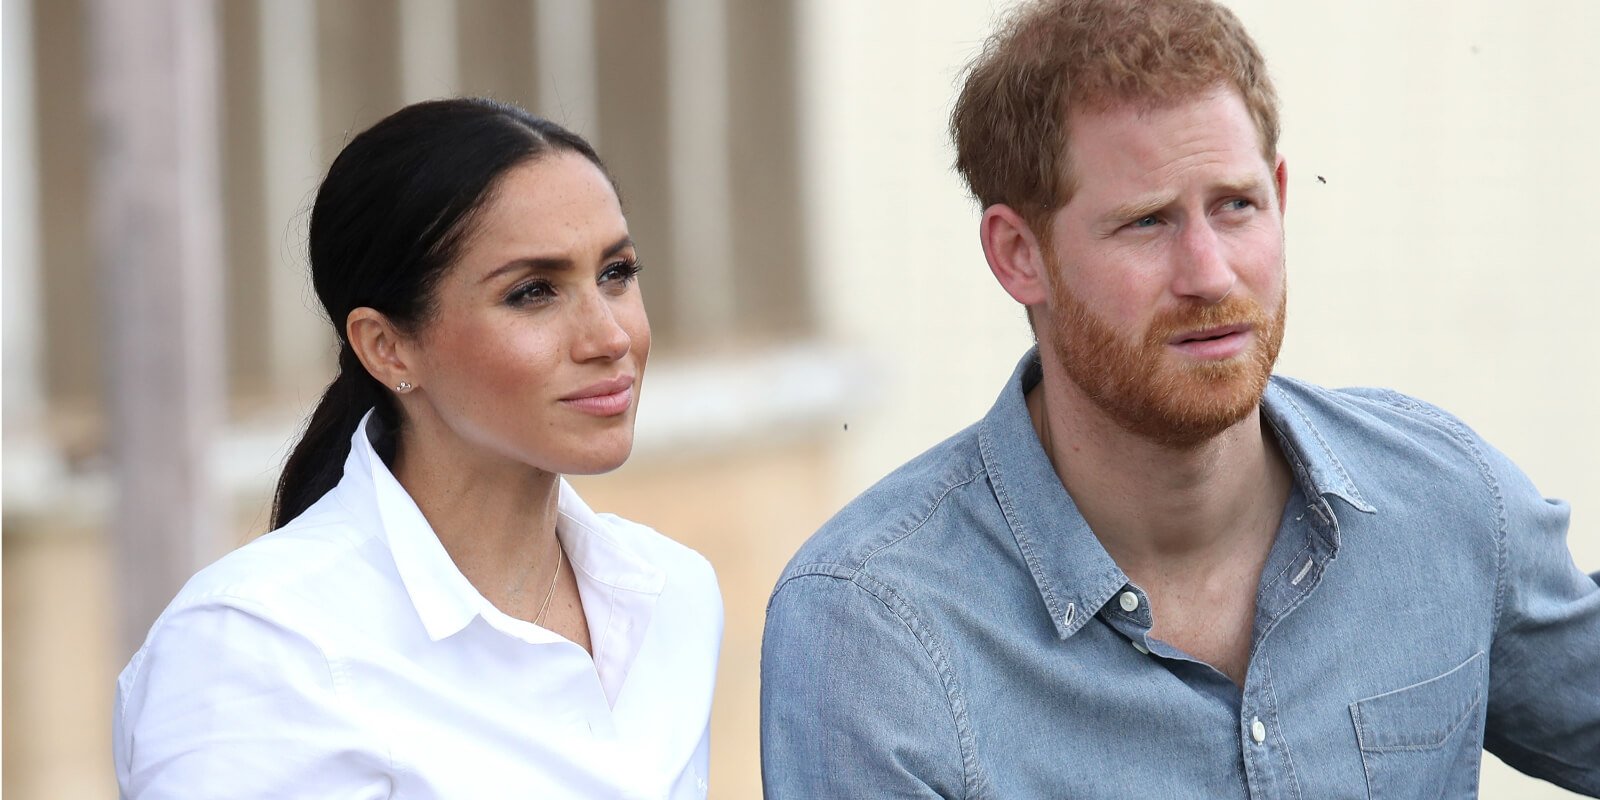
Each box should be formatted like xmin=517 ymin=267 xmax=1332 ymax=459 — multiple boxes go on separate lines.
xmin=760 ymin=0 xmax=1600 ymax=797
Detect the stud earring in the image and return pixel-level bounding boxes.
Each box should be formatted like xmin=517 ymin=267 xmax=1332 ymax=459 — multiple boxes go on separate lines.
xmin=394 ymin=381 xmax=413 ymax=393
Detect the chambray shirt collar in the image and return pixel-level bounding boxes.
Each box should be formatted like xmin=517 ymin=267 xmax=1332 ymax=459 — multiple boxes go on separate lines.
xmin=333 ymin=411 xmax=665 ymax=644
xmin=978 ymin=348 xmax=1376 ymax=641
xmin=1259 ymin=378 xmax=1378 ymax=518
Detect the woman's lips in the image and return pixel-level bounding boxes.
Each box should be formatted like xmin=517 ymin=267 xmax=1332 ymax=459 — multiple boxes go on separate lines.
xmin=560 ymin=376 xmax=634 ymax=417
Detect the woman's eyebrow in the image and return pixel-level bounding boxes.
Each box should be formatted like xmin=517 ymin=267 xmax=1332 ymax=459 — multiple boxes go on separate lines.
xmin=480 ymin=235 xmax=634 ymax=284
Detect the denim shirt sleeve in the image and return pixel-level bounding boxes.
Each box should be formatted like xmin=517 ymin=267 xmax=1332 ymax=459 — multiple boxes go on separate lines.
xmin=1479 ymin=439 xmax=1600 ymax=794
xmin=761 ymin=570 xmax=967 ymax=799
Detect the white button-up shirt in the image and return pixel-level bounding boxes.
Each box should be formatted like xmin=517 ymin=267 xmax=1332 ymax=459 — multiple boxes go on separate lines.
xmin=114 ymin=414 xmax=723 ymax=798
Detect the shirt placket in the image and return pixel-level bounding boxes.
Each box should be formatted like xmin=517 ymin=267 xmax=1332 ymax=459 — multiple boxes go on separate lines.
xmin=1240 ymin=495 xmax=1337 ymax=799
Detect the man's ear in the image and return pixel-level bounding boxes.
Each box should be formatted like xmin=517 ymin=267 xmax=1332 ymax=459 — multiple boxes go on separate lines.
xmin=979 ymin=204 xmax=1051 ymax=307
xmin=1274 ymin=153 xmax=1289 ymax=214
xmin=346 ymin=307 xmax=417 ymax=392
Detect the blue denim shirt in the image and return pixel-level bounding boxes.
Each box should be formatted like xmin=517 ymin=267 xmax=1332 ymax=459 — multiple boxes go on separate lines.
xmin=761 ymin=349 xmax=1600 ymax=798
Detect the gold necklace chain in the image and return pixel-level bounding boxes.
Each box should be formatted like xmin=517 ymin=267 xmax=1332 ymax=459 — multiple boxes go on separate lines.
xmin=532 ymin=544 xmax=564 ymax=627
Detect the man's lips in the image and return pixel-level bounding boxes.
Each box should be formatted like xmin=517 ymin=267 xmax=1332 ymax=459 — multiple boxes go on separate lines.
xmin=559 ymin=375 xmax=635 ymax=416
xmin=1168 ymin=323 xmax=1251 ymax=346
xmin=1166 ymin=323 xmax=1253 ymax=360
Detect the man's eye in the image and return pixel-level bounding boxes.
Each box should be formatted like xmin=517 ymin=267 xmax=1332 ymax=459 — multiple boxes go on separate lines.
xmin=1129 ymin=215 xmax=1161 ymax=229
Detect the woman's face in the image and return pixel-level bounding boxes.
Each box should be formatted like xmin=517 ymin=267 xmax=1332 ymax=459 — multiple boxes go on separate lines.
xmin=403 ymin=151 xmax=650 ymax=476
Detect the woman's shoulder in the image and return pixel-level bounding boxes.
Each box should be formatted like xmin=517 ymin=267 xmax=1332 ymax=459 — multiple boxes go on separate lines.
xmin=154 ymin=493 xmax=390 ymax=638
xmin=113 ymin=505 xmax=387 ymax=796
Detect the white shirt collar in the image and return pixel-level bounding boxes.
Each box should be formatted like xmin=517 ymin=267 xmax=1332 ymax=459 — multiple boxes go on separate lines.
xmin=335 ymin=411 xmax=666 ymax=647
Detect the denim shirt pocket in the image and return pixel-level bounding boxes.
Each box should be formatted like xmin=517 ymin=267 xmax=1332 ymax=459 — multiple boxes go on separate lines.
xmin=1349 ymin=650 xmax=1487 ymax=800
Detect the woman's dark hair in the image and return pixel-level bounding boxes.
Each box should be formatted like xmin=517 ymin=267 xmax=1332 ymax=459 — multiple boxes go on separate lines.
xmin=271 ymin=98 xmax=610 ymax=529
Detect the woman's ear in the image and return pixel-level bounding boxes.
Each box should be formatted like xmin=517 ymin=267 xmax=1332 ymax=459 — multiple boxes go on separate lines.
xmin=979 ymin=204 xmax=1052 ymax=307
xmin=346 ymin=308 xmax=417 ymax=392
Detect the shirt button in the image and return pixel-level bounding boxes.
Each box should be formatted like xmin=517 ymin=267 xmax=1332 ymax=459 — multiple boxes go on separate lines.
xmin=1250 ymin=717 xmax=1266 ymax=743
xmin=1131 ymin=639 xmax=1150 ymax=655
xmin=1118 ymin=591 xmax=1140 ymax=612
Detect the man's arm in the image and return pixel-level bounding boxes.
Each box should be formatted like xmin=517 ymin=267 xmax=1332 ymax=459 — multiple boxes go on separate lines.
xmin=1482 ymin=444 xmax=1600 ymax=796
xmin=761 ymin=570 xmax=969 ymax=799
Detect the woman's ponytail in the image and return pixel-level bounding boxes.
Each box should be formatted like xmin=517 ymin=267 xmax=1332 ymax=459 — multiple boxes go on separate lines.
xmin=270 ymin=345 xmax=394 ymax=529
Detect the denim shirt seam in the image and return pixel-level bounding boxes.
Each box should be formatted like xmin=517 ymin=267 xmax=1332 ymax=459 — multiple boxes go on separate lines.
xmin=854 ymin=570 xmax=983 ymax=799
xmin=1260 ymin=656 xmax=1304 ymax=800
xmin=1364 ymin=390 xmax=1510 ymax=634
xmin=858 ymin=467 xmax=987 ymax=571
xmin=774 ymin=565 xmax=982 ymax=798
xmin=763 ymin=466 xmax=983 ymax=611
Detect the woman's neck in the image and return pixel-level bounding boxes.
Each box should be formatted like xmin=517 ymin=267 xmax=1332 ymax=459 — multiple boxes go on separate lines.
xmin=390 ymin=418 xmax=565 ymax=622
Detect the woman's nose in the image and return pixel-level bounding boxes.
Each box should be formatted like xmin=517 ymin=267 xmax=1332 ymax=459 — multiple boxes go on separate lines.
xmin=571 ymin=294 xmax=632 ymax=362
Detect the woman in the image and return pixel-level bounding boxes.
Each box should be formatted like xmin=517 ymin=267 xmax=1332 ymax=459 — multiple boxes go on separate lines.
xmin=112 ymin=98 xmax=722 ymax=798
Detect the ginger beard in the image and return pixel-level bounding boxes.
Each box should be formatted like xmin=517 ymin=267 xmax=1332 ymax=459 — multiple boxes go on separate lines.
xmin=1046 ymin=268 xmax=1286 ymax=450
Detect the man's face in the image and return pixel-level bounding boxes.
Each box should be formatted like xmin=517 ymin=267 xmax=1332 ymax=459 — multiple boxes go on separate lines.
xmin=1039 ymin=87 xmax=1287 ymax=448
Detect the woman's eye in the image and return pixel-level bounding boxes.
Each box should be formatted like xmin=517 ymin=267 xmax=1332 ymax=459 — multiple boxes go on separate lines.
xmin=600 ymin=260 xmax=643 ymax=287
xmin=506 ymin=280 xmax=556 ymax=306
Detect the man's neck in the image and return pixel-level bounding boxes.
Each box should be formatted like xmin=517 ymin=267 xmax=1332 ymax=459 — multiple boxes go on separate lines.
xmin=1026 ymin=372 xmax=1293 ymax=578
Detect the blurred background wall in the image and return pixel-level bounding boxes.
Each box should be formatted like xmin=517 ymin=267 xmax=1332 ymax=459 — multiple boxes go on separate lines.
xmin=3 ymin=0 xmax=1595 ymax=797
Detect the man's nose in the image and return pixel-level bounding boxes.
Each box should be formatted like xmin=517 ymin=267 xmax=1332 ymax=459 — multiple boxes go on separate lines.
xmin=1169 ymin=221 xmax=1237 ymax=304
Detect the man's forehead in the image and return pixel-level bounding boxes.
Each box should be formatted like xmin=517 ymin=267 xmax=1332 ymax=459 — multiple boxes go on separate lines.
xmin=1061 ymin=90 xmax=1271 ymax=184
xmin=1065 ymin=81 xmax=1239 ymax=124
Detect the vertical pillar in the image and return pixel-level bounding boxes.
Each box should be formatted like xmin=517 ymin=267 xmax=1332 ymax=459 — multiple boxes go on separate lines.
xmin=533 ymin=0 xmax=599 ymax=145
xmin=665 ymin=0 xmax=736 ymax=340
xmin=3 ymin=0 xmax=44 ymax=436
xmin=257 ymin=0 xmax=328 ymax=398
xmin=399 ymin=0 xmax=458 ymax=103
xmin=87 ymin=0 xmax=226 ymax=656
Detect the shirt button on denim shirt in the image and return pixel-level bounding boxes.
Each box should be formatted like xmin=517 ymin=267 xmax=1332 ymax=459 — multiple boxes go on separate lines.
xmin=761 ymin=347 xmax=1600 ymax=799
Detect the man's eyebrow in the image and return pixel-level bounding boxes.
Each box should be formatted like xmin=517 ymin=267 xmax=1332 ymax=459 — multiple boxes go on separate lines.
xmin=479 ymin=235 xmax=634 ymax=284
xmin=1212 ymin=177 xmax=1267 ymax=198
xmin=1101 ymin=178 xmax=1268 ymax=223
xmin=1103 ymin=195 xmax=1173 ymax=224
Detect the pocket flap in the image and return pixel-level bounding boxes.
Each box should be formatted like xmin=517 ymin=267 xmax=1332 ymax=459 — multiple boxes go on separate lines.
xmin=1350 ymin=650 xmax=1486 ymax=752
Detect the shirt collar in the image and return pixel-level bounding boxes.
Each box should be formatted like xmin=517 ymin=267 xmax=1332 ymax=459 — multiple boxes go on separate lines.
xmin=978 ymin=347 xmax=1376 ymax=641
xmin=1259 ymin=377 xmax=1376 ymax=516
xmin=332 ymin=411 xmax=664 ymax=644
xmin=332 ymin=411 xmax=484 ymax=641
xmin=557 ymin=487 xmax=667 ymax=598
